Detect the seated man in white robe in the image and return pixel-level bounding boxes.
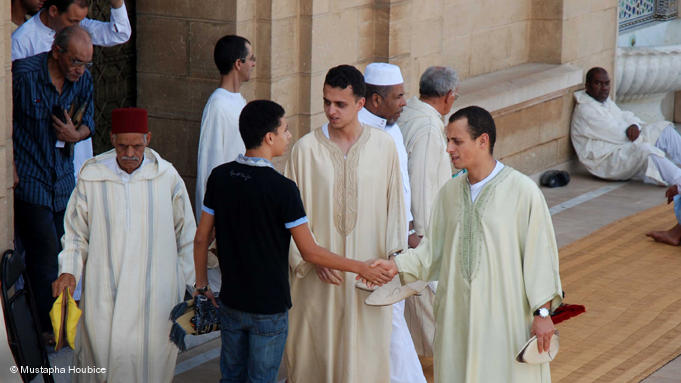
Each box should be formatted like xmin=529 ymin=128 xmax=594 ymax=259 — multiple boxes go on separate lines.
xmin=376 ymin=106 xmax=563 ymax=383
xmin=52 ymin=108 xmax=196 ymax=383
xmin=571 ymin=67 xmax=681 ymax=185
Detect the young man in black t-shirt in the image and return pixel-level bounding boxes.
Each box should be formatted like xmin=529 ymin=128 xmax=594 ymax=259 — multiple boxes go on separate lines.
xmin=193 ymin=100 xmax=396 ymax=382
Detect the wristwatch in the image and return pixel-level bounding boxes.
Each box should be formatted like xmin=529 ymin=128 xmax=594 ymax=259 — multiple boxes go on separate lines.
xmin=533 ymin=307 xmax=550 ymax=318
xmin=193 ymin=283 xmax=210 ymax=294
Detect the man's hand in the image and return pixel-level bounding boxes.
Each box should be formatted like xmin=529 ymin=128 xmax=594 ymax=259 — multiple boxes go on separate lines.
xmin=110 ymin=0 xmax=124 ymax=8
xmin=408 ymin=233 xmax=422 ymax=248
xmin=315 ymin=265 xmax=344 ymax=285
xmin=371 ymin=258 xmax=398 ymax=276
xmin=52 ymin=109 xmax=84 ymax=143
xmin=192 ymin=287 xmax=219 ymax=308
xmin=530 ymin=316 xmax=556 ymax=353
xmin=51 ymin=273 xmax=76 ymax=298
xmin=626 ymin=124 xmax=640 ymax=142
xmin=667 ymin=185 xmax=679 ymax=204
xmin=357 ymin=258 xmax=399 ymax=287
xmin=356 ymin=259 xmax=396 ymax=287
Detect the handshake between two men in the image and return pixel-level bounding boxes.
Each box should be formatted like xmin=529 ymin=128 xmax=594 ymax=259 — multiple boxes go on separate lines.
xmin=315 ymin=256 xmax=399 ymax=289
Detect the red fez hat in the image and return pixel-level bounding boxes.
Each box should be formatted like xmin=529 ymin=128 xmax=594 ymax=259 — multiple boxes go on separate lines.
xmin=111 ymin=108 xmax=148 ymax=134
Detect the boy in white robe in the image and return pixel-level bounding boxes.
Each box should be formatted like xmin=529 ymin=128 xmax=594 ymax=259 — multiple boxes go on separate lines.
xmin=195 ymin=34 xmax=255 ymax=220
xmin=284 ymin=65 xmax=407 ymax=383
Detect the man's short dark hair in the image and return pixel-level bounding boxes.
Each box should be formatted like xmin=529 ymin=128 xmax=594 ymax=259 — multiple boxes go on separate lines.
xmin=214 ymin=35 xmax=251 ymax=76
xmin=449 ymin=106 xmax=496 ymax=154
xmin=44 ymin=0 xmax=90 ymax=13
xmin=585 ymin=67 xmax=607 ymax=84
xmin=324 ymin=65 xmax=365 ymax=100
xmin=239 ymin=100 xmax=285 ymax=150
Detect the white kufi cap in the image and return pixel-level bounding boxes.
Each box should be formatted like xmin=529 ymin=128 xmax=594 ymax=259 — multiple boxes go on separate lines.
xmin=364 ymin=62 xmax=404 ymax=86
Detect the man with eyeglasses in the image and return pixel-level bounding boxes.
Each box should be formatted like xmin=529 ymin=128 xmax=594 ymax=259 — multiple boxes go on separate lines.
xmin=12 ymin=0 xmax=131 ymax=178
xmin=12 ymin=25 xmax=94 ymax=344
xmin=396 ymin=65 xmax=459 ymax=363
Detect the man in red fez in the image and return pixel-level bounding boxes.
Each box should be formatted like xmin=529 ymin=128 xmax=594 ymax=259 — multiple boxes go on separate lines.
xmin=52 ymin=107 xmax=197 ymax=382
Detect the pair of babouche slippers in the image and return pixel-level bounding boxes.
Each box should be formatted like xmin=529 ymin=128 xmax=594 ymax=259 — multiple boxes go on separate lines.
xmin=355 ymin=277 xmax=560 ymax=364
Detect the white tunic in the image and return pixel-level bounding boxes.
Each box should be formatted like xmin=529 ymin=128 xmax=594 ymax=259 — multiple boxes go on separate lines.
xmin=358 ymin=107 xmax=413 ymax=225
xmin=571 ymin=90 xmax=669 ymax=184
xmin=11 ymin=6 xmax=132 ymax=60
xmin=58 ymin=148 xmax=196 ymax=383
xmin=11 ymin=5 xmax=132 ymax=178
xmin=357 ymin=108 xmax=424 ymax=383
xmin=195 ymin=88 xmax=247 ymax=219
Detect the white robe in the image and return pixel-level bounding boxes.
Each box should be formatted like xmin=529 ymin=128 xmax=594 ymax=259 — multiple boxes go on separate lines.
xmin=571 ymin=90 xmax=669 ymax=184
xmin=358 ymin=107 xmax=413 ymax=225
xmin=395 ymin=166 xmax=563 ymax=383
xmin=58 ymin=148 xmax=196 ymax=383
xmin=195 ymin=88 xmax=246 ymax=219
xmin=357 ymin=108 xmax=424 ymax=383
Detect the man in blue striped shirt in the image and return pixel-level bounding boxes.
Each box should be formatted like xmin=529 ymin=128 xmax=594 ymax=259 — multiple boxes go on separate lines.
xmin=12 ymin=24 xmax=94 ymax=339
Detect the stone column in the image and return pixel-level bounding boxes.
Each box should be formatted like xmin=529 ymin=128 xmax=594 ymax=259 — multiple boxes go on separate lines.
xmin=0 ymin=3 xmax=23 ymax=382
xmin=1 ymin=0 xmax=14 ymax=252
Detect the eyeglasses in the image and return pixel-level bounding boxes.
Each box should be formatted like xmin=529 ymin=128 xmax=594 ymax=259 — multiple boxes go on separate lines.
xmin=70 ymin=57 xmax=93 ymax=69
xmin=57 ymin=46 xmax=93 ymax=69
xmin=452 ymin=89 xmax=461 ymax=101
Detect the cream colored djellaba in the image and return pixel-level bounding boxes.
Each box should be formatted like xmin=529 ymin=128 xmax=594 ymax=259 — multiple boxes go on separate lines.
xmin=284 ymin=126 xmax=406 ymax=383
xmin=395 ymin=166 xmax=563 ymax=383
xmin=397 ymin=96 xmax=453 ymax=357
xmin=571 ymin=90 xmax=669 ymax=184
xmin=398 ymin=96 xmax=452 ymax=237
xmin=58 ymin=148 xmax=196 ymax=383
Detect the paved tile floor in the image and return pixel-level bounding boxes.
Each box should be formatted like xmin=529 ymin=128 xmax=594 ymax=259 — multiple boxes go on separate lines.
xmin=35 ymin=161 xmax=681 ymax=382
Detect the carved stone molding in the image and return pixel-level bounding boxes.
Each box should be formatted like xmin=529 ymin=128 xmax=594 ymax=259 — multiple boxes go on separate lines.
xmin=616 ymin=46 xmax=681 ymax=101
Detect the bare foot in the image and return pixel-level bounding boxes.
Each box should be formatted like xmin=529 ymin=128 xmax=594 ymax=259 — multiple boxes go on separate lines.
xmin=646 ymin=230 xmax=681 ymax=246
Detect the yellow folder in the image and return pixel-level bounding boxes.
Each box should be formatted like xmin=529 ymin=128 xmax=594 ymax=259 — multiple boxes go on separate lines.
xmin=49 ymin=288 xmax=82 ymax=351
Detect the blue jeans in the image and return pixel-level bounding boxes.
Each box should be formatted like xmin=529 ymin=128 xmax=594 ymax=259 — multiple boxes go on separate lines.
xmin=218 ymin=304 xmax=288 ymax=383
